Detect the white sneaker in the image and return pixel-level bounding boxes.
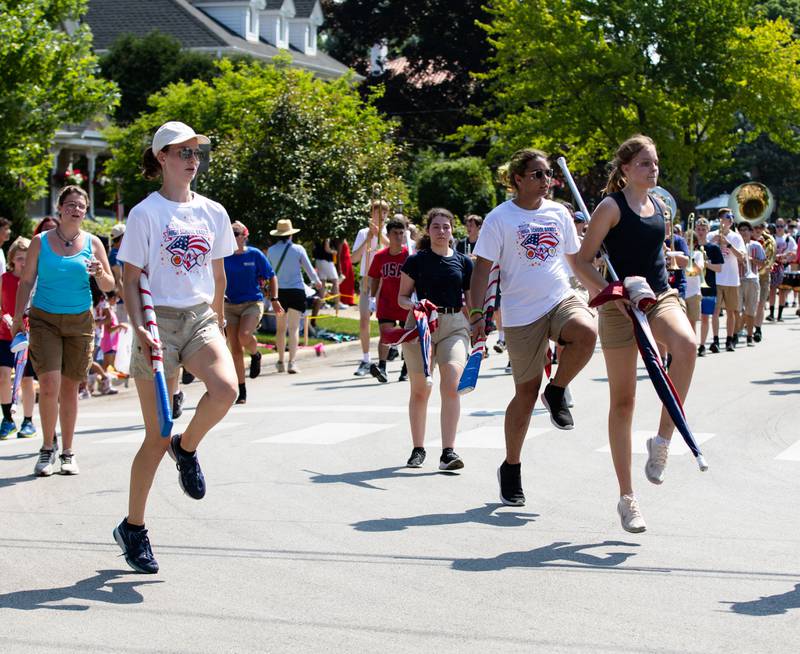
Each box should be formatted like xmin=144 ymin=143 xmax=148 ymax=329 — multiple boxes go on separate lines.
xmin=645 ymin=437 xmax=670 ymax=485
xmin=59 ymin=452 xmax=80 ymax=475
xmin=34 ymin=448 xmax=58 ymax=477
xmin=275 ymin=361 xmax=285 ymax=373
xmin=617 ymin=495 xmax=646 ymax=533
xmin=287 ymin=361 xmax=299 ymax=374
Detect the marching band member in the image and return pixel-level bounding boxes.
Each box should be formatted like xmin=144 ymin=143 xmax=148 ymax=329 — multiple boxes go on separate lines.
xmin=398 ymin=208 xmax=473 ymax=471
xmin=471 ymin=149 xmax=596 ymax=507
xmin=572 ymin=135 xmax=696 ymax=533
xmin=735 ymin=222 xmax=766 ymax=345
xmin=753 ymin=223 xmax=775 ymax=340
xmin=694 ymin=218 xmax=724 ymax=354
xmin=766 ymin=218 xmax=796 ymax=322
xmin=113 ymin=121 xmax=238 ymax=573
xmin=709 ymin=209 xmax=745 ymax=351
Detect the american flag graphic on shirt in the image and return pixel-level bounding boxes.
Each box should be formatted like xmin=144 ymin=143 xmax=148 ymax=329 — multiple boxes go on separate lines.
xmin=166 ymin=233 xmax=211 ymax=271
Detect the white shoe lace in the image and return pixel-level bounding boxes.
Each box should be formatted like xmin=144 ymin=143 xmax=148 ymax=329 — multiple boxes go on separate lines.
xmin=651 ymin=440 xmax=669 ymax=467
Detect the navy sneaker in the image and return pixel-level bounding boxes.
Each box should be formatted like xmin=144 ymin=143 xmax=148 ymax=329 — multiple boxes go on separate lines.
xmin=113 ymin=520 xmax=159 ymax=574
xmin=168 ymin=434 xmax=206 ymax=499
xmin=249 ymin=351 xmax=262 ymax=379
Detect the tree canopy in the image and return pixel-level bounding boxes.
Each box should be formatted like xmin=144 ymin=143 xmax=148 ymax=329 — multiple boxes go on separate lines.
xmin=415 ymin=157 xmax=496 ymax=221
xmin=0 ymin=0 xmax=117 ymax=227
xmin=104 ymin=59 xmax=404 ymax=245
xmin=465 ymin=0 xmax=800 ymax=206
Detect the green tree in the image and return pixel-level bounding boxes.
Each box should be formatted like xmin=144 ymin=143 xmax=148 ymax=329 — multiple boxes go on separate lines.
xmin=0 ymin=0 xmax=117 ymax=229
xmin=466 ymin=0 xmax=800 ymax=207
xmin=415 ymin=157 xmax=496 ymax=220
xmin=100 ymin=32 xmax=225 ymax=125
xmin=104 ymin=59 xmax=403 ymax=245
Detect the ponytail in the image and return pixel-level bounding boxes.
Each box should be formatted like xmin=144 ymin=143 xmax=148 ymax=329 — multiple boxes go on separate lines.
xmin=603 ymin=134 xmax=655 ymax=195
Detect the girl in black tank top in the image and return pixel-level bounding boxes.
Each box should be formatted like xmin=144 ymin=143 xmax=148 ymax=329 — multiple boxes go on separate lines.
xmin=603 ymin=192 xmax=669 ymax=294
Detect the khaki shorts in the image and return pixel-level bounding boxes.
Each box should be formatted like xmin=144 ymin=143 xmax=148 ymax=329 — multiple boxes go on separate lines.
xmin=599 ymin=288 xmax=683 ymax=349
xmin=716 ymin=285 xmax=739 ymax=312
xmin=505 ymin=294 xmax=593 ymax=384
xmin=28 ymin=308 xmax=94 ymax=381
xmin=758 ymin=276 xmax=770 ymax=305
xmin=224 ymin=300 xmax=263 ymax=329
xmin=402 ymin=312 xmax=469 ymax=374
xmin=685 ymin=294 xmax=701 ymax=324
xmin=739 ymin=279 xmax=760 ymax=317
xmin=131 ymin=304 xmax=223 ymax=380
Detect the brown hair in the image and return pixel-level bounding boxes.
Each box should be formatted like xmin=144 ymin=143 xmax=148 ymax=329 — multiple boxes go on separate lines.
xmin=464 ymin=214 xmax=483 ymax=228
xmin=33 ymin=215 xmax=60 ymax=236
xmin=603 ymin=134 xmax=656 ymax=194
xmin=142 ymin=145 xmax=171 ymax=180
xmin=417 ymin=207 xmax=455 ymax=250
xmin=507 ymin=148 xmax=549 ymax=191
xmin=57 ymin=185 xmax=89 ymax=207
xmin=6 ymin=237 xmax=30 ymax=272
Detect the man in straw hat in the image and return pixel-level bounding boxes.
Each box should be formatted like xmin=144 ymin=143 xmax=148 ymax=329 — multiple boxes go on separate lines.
xmin=266 ymin=219 xmax=322 ymax=374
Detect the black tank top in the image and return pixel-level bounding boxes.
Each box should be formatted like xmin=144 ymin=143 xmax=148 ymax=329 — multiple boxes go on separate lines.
xmin=603 ymin=191 xmax=669 ymax=294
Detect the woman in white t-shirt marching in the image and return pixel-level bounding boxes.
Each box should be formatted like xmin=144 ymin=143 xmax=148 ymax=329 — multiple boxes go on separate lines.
xmin=113 ymin=121 xmax=237 ymax=574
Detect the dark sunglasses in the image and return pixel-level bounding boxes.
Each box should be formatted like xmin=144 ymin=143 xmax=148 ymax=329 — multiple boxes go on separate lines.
xmin=176 ymin=147 xmax=207 ymax=161
xmin=521 ymin=169 xmax=554 ymax=181
xmin=232 ymin=231 xmax=244 ymax=237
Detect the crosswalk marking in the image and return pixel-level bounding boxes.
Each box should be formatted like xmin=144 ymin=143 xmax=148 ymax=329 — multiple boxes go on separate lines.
xmin=95 ymin=422 xmax=245 ymax=443
xmin=595 ymin=431 xmax=716 ymax=456
xmin=775 ymin=440 xmax=800 ymax=461
xmin=252 ymin=422 xmax=391 ymax=445
xmin=429 ymin=426 xmax=551 ymax=449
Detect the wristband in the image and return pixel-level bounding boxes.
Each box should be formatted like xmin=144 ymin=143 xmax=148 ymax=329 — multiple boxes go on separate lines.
xmin=270 ymin=297 xmax=279 ymax=302
xmin=469 ymin=308 xmax=484 ymax=317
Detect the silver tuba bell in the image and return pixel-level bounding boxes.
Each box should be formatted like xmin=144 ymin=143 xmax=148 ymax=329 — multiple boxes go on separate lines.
xmin=728 ymin=182 xmax=774 ymax=226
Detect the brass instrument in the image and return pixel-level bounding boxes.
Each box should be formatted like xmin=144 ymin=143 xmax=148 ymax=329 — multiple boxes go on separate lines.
xmin=729 ymin=182 xmax=775 ymax=226
xmin=665 ymin=209 xmax=681 ymax=271
xmin=685 ymin=213 xmax=699 ymax=276
xmin=698 ymin=244 xmax=710 ymax=289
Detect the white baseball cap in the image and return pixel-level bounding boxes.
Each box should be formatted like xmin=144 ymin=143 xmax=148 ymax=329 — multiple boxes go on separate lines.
xmin=152 ymin=121 xmax=210 ymax=153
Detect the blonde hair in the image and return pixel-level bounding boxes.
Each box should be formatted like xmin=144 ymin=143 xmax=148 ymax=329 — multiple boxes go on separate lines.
xmin=604 ymin=134 xmax=656 ymax=194
xmin=7 ymin=236 xmax=31 ymax=272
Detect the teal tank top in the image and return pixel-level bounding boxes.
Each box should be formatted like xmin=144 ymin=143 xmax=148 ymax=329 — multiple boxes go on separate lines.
xmin=32 ymin=232 xmax=93 ymax=314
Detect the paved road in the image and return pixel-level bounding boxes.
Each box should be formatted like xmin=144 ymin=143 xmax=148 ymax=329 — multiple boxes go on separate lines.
xmin=1 ymin=315 xmax=798 ymax=653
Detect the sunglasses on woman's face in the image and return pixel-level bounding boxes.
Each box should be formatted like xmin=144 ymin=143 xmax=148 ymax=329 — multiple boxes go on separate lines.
xmin=233 ymin=231 xmax=244 ymax=237
xmin=176 ymin=147 xmax=207 ymax=161
xmin=521 ymin=169 xmax=554 ymax=181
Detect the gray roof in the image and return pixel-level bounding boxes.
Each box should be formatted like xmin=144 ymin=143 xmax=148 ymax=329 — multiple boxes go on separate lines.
xmin=294 ymin=1 xmax=318 ymax=18
xmin=85 ymin=0 xmax=349 ymax=78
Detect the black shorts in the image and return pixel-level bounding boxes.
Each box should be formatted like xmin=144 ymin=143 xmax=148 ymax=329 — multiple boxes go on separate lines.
xmin=0 ymin=339 xmax=36 ymax=377
xmin=278 ymin=288 xmax=307 ymax=313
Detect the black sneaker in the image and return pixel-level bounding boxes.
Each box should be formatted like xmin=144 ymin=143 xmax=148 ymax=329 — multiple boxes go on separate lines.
xmin=113 ymin=520 xmax=159 ymax=574
xmin=732 ymin=333 xmax=739 ymax=347
xmin=541 ymin=383 xmax=574 ymax=430
xmin=753 ymin=328 xmax=762 ymax=343
xmin=168 ymin=434 xmax=206 ymax=500
xmin=181 ymin=369 xmax=195 ymax=385
xmin=172 ymin=390 xmax=184 ymax=420
xmin=697 ymin=344 xmax=706 ymax=357
xmin=747 ymin=336 xmax=754 ymax=347
xmin=249 ymin=351 xmax=262 ymax=379
xmin=725 ymin=337 xmax=734 ymax=352
xmin=387 ymin=346 xmax=399 ymax=362
xmin=369 ymin=363 xmax=388 ymax=383
xmin=398 ymin=363 xmax=408 ymax=382
xmin=709 ymin=340 xmax=720 ymax=354
xmin=353 ymin=361 xmax=370 ymax=377
xmin=439 ymin=448 xmax=464 ymax=471
xmin=406 ymin=447 xmax=426 ymax=468
xmin=498 ymin=461 xmax=525 ymax=506
xmin=493 ymin=340 xmax=506 ymax=354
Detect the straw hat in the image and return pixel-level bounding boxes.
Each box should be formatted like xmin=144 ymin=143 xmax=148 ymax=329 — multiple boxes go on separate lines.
xmin=270 ymin=219 xmax=300 ymax=237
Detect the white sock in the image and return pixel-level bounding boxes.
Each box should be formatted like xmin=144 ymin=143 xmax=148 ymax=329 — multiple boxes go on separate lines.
xmin=655 ymin=435 xmax=670 ymax=447
xmin=361 ymin=352 xmax=370 ymax=363
xmin=498 ymin=330 xmax=505 ymax=341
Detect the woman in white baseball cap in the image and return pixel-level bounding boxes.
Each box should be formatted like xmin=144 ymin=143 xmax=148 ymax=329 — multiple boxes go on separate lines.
xmin=113 ymin=121 xmax=237 ymax=574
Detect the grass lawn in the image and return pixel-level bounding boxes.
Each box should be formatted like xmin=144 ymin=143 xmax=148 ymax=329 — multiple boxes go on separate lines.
xmin=254 ymin=314 xmax=379 ymax=353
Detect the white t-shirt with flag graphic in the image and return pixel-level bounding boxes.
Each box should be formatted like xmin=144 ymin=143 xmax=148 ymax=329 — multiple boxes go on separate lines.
xmin=118 ymin=191 xmax=236 ymax=308
xmin=474 ymin=198 xmax=581 ymax=327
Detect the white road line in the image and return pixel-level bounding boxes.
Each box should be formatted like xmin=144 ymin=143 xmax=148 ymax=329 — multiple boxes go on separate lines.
xmin=430 ymin=426 xmax=551 ymax=449
xmin=252 ymin=422 xmax=391 ymax=445
xmin=95 ymin=422 xmax=245 ymax=443
xmin=595 ymin=431 xmax=716 ymax=456
xmin=775 ymin=440 xmax=800 ymax=461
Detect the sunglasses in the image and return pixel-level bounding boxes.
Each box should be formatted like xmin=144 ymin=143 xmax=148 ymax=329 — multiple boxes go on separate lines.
xmin=233 ymin=231 xmax=244 ymax=237
xmin=176 ymin=147 xmax=207 ymax=161
xmin=521 ymin=169 xmax=554 ymax=181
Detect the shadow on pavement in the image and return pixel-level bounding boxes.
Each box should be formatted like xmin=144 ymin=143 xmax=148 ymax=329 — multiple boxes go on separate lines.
xmin=305 ymin=466 xmax=442 ymax=490
xmin=351 ymin=503 xmax=538 ymax=532
xmin=0 ymin=474 xmax=38 ymax=489
xmin=751 ymin=375 xmax=800 ymax=386
xmin=723 ymin=583 xmax=800 ymax=616
xmin=452 ymin=540 xmax=640 ymax=572
xmin=0 ymin=569 xmax=162 ymax=611
xmin=0 ymin=452 xmax=38 ymax=462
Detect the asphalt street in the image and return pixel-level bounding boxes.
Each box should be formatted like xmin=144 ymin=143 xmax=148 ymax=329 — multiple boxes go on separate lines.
xmin=1 ymin=314 xmax=798 ymax=653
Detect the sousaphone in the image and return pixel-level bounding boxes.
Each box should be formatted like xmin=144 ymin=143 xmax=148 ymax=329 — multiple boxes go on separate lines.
xmin=728 ymin=182 xmax=774 ymax=226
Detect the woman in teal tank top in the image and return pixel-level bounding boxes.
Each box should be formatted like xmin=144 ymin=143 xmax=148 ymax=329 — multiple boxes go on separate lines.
xmin=12 ymin=185 xmax=116 ymax=478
